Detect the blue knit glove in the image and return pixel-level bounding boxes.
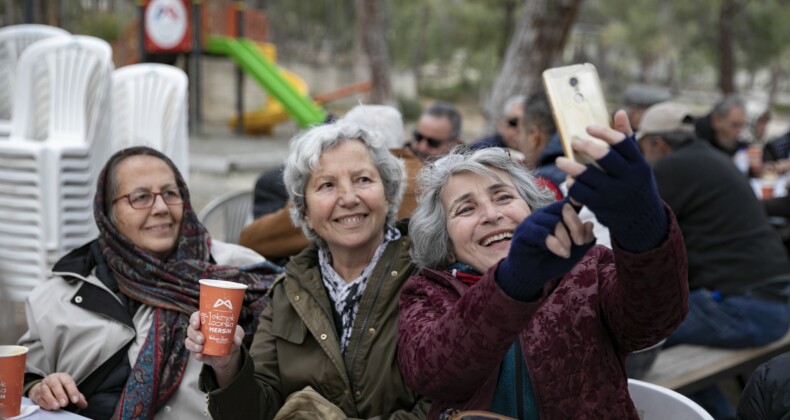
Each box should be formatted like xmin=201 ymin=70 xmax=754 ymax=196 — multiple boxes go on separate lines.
xmin=496 ymin=199 xmax=595 ymax=302
xmin=567 ymin=133 xmax=667 ymax=253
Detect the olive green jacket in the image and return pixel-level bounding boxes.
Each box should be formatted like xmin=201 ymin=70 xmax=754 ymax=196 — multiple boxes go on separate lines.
xmin=200 ymin=223 xmax=429 ymax=419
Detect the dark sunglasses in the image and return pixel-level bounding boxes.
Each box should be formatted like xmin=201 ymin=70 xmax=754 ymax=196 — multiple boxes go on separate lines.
xmin=506 ymin=117 xmax=519 ymax=128
xmin=412 ymin=130 xmax=446 ymax=149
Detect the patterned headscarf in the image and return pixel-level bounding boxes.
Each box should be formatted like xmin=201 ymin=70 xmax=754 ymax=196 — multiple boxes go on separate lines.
xmin=93 ymin=146 xmax=279 ymax=420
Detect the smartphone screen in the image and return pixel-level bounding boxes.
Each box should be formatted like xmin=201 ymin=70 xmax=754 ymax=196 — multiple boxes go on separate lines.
xmin=542 ymin=63 xmax=610 ymax=167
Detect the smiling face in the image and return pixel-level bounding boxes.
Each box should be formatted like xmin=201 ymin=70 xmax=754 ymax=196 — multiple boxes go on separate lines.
xmin=442 ymin=168 xmax=531 ymax=273
xmin=112 ymin=155 xmax=183 ymax=259
xmin=304 ymin=139 xmax=389 ymax=259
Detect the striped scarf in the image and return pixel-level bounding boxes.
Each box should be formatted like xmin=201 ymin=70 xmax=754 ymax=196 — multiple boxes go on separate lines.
xmin=93 ymin=147 xmax=279 ymax=420
xmin=319 ymin=226 xmax=400 ymax=353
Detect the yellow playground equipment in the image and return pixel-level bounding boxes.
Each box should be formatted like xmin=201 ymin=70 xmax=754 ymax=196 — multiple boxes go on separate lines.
xmin=228 ymin=42 xmax=310 ymax=135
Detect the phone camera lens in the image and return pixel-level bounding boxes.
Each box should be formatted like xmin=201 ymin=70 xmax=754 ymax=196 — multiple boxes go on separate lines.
xmin=569 ymin=77 xmax=578 ymax=87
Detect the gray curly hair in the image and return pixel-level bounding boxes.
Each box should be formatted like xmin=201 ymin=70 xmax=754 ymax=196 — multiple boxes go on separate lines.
xmin=283 ymin=120 xmax=406 ymax=248
xmin=409 ymin=147 xmax=555 ymax=270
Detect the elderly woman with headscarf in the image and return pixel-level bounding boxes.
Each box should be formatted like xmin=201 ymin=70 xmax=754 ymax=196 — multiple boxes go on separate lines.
xmin=186 ymin=121 xmax=429 ymax=419
xmin=18 ymin=146 xmax=276 ymax=419
xmin=397 ymin=111 xmax=688 ymax=419
xmin=19 ymin=147 xmax=279 ymax=419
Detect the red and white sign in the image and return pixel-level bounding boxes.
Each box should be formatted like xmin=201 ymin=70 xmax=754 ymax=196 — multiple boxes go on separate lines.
xmin=144 ymin=0 xmax=191 ymax=53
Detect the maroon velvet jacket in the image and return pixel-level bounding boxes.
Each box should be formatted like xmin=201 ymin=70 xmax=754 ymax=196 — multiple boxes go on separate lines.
xmin=397 ymin=207 xmax=688 ymax=419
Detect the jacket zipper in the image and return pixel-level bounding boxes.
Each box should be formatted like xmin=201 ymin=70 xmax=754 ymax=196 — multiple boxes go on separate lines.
xmin=348 ymin=243 xmax=397 ymax=370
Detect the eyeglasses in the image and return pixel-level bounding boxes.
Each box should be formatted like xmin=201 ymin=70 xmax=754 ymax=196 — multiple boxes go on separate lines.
xmin=506 ymin=117 xmax=519 ymax=128
xmin=412 ymin=130 xmax=447 ymax=149
xmin=112 ymin=188 xmax=183 ymax=209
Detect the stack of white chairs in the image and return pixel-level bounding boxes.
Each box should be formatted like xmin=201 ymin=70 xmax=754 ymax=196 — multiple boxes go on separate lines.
xmin=0 ymin=35 xmax=113 ymax=300
xmin=111 ymin=63 xmax=189 ymax=181
xmin=0 ymin=24 xmax=70 ymax=137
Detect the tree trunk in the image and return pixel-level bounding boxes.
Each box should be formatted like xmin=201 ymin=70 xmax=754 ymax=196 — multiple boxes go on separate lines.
xmin=325 ymin=0 xmax=335 ymax=63
xmin=45 ymin=0 xmax=57 ymax=26
xmin=410 ymin=3 xmax=430 ymax=90
xmin=4 ymin=0 xmax=14 ymax=25
xmin=767 ymin=62 xmax=783 ymax=108
xmin=499 ymin=0 xmax=518 ymax=60
xmin=718 ymin=0 xmax=737 ymax=94
xmin=486 ymin=0 xmax=584 ymax=123
xmin=356 ymin=0 xmax=395 ymax=106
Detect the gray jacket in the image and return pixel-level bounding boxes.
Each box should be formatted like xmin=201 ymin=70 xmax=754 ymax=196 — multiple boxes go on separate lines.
xmin=18 ymin=240 xmax=264 ymax=419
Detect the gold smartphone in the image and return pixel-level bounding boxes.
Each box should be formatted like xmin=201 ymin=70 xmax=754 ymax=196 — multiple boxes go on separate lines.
xmin=542 ymin=63 xmax=611 ymax=167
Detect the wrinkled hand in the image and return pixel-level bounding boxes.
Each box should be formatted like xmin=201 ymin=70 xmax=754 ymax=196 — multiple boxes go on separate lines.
xmin=29 ymin=373 xmax=87 ymax=411
xmin=496 ymin=199 xmax=595 ymax=301
xmin=185 ymin=311 xmax=245 ymax=387
xmin=557 ymin=110 xmax=667 ymax=253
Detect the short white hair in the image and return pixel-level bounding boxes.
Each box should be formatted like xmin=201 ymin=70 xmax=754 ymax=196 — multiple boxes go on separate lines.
xmin=502 ymin=95 xmax=526 ymax=116
xmin=343 ymin=104 xmax=405 ymax=148
xmin=283 ymin=121 xmax=406 ymax=248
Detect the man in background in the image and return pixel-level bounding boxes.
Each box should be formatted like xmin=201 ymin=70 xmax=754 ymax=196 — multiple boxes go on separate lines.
xmin=695 ymin=95 xmax=748 ymax=157
xmin=622 ymin=83 xmax=670 ymax=131
xmin=518 ymin=91 xmax=565 ymax=189
xmin=638 ymin=102 xmax=790 ymax=418
xmin=408 ymin=102 xmax=463 ymax=161
xmin=471 ymin=95 xmax=525 ymax=151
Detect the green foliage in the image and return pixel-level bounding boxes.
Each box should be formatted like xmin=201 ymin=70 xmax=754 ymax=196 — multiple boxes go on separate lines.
xmin=589 ymin=0 xmax=790 ymax=91
xmin=79 ymin=12 xmax=122 ymax=42
xmin=771 ymin=102 xmax=790 ymax=115
xmin=397 ymin=95 xmax=423 ymax=122
xmin=735 ymin=1 xmax=790 ymax=72
xmin=389 ymin=0 xmax=510 ymax=92
xmin=35 ymin=0 xmax=790 ymax=104
xmin=597 ymin=0 xmax=669 ymax=63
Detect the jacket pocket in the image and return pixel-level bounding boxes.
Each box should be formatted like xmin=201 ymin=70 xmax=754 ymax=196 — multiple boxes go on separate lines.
xmin=271 ymin=305 xmax=307 ymax=344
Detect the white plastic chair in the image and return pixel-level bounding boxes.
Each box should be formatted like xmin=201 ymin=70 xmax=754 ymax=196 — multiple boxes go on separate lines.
xmin=0 ymin=35 xmax=113 ymax=300
xmin=628 ymin=379 xmax=713 ymax=420
xmin=0 ymin=24 xmax=70 ymax=137
xmin=111 ymin=63 xmax=189 ymax=180
xmin=198 ymin=190 xmax=254 ymax=244
xmin=9 ymin=34 xmax=112 ymax=247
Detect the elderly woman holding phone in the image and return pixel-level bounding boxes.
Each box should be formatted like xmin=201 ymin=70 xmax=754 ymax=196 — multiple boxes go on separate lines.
xmin=186 ymin=120 xmax=429 ymax=418
xmin=397 ymin=111 xmax=688 ymax=418
xmin=18 ymin=146 xmax=274 ymax=419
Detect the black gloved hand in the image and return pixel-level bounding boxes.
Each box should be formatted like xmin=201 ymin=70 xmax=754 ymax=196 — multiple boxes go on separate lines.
xmin=496 ymin=199 xmax=595 ymax=301
xmin=568 ymin=133 xmax=667 ymax=253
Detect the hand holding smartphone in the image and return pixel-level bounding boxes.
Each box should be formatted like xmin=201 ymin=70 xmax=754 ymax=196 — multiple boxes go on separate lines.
xmin=542 ymin=63 xmax=611 ymax=167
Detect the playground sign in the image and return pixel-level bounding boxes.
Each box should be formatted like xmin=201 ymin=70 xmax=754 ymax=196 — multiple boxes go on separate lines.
xmin=144 ymin=0 xmax=191 ymax=53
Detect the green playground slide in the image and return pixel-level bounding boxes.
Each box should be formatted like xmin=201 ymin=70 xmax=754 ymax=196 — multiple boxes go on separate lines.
xmin=205 ymin=36 xmax=326 ymax=128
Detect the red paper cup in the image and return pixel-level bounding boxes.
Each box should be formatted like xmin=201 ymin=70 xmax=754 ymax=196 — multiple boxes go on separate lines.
xmin=762 ymin=183 xmax=775 ymax=199
xmin=0 ymin=345 xmax=28 ymax=418
xmin=199 ymin=279 xmax=247 ymax=356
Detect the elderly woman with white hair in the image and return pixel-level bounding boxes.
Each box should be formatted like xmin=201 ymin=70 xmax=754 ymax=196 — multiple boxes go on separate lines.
xmin=186 ymin=121 xmax=429 ymax=418
xmin=397 ymin=111 xmax=688 ymax=419
xmin=239 ymin=104 xmax=420 ymax=263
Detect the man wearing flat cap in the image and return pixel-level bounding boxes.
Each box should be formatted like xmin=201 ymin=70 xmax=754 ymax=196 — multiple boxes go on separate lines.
xmin=637 ymin=102 xmax=790 ymax=418
xmin=622 ymin=84 xmax=670 ymax=131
